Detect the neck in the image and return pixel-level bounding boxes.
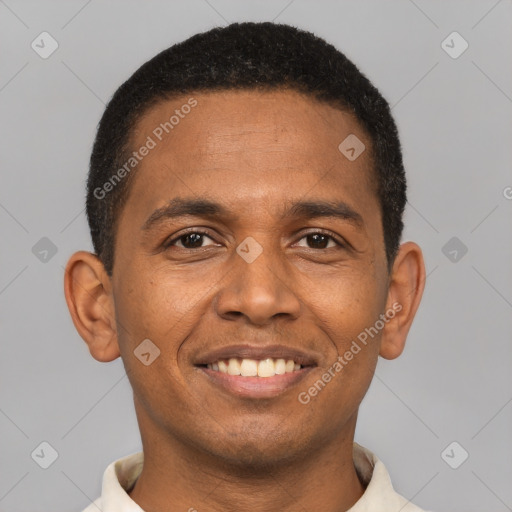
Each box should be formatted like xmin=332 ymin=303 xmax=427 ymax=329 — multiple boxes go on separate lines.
xmin=128 ymin=412 xmax=365 ymax=512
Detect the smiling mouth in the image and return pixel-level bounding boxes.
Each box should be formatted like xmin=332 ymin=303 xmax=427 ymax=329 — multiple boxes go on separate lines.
xmin=194 ymin=345 xmax=318 ymax=397
xmin=199 ymin=357 xmax=306 ymax=378
xmin=197 ymin=359 xmax=314 ymax=398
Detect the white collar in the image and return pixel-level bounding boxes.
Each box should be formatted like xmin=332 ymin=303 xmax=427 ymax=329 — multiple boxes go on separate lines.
xmin=83 ymin=443 xmax=429 ymax=512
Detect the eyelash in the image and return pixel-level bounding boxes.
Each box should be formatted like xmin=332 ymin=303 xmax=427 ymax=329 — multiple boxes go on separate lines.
xmin=164 ymin=229 xmax=346 ymax=250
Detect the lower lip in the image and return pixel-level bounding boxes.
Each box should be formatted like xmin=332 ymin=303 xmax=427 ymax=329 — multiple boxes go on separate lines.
xmin=198 ymin=367 xmax=314 ymax=399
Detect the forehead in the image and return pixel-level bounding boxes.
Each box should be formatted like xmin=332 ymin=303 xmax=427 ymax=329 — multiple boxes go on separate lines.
xmin=121 ymin=89 xmax=378 ymax=223
xmin=134 ymin=89 xmax=369 ymax=159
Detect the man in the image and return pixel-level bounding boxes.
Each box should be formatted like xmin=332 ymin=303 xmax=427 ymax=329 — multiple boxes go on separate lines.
xmin=64 ymin=22 xmax=428 ymax=511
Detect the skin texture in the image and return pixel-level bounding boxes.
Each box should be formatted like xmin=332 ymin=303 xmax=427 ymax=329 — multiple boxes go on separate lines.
xmin=64 ymin=89 xmax=425 ymax=512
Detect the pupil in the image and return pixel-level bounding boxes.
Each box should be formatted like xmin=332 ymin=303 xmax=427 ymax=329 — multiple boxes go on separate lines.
xmin=183 ymin=233 xmax=203 ymax=248
xmin=308 ymin=233 xmax=328 ymax=249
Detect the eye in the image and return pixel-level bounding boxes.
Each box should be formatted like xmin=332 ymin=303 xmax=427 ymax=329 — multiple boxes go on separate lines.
xmin=295 ymin=232 xmax=342 ymax=249
xmin=166 ymin=231 xmax=218 ymax=249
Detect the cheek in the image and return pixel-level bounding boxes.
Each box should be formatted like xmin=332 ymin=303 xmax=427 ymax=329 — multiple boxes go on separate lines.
xmin=305 ymin=266 xmax=386 ymax=342
xmin=112 ymin=261 xmax=213 ymax=359
xmin=302 ymin=271 xmax=384 ymax=413
xmin=111 ymin=264 xmax=169 ymax=357
xmin=314 ymin=269 xmax=386 ymax=400
xmin=112 ymin=266 xmax=196 ymax=408
xmin=114 ymin=262 xmax=176 ymax=321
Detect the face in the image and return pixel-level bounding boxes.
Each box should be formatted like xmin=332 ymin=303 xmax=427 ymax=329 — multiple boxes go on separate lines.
xmin=110 ymin=90 xmax=390 ymax=467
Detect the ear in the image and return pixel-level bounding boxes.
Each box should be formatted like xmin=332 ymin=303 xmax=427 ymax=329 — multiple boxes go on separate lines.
xmin=379 ymin=241 xmax=426 ymax=360
xmin=64 ymin=251 xmax=120 ymax=362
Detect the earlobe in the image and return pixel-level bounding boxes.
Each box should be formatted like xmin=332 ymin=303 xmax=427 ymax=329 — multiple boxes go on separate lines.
xmin=379 ymin=242 xmax=426 ymax=360
xmin=63 ymin=251 xmax=120 ymax=362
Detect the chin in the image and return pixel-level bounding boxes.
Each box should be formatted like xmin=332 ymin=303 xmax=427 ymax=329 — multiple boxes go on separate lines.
xmin=193 ymin=423 xmax=313 ymax=472
xmin=209 ymin=443 xmax=305 ymax=473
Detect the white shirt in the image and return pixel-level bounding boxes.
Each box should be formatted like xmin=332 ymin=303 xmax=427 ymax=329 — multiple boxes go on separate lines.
xmin=82 ymin=443 xmax=430 ymax=512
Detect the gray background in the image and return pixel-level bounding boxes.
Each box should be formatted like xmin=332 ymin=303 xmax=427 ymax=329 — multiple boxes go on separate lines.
xmin=1 ymin=1 xmax=511 ymax=511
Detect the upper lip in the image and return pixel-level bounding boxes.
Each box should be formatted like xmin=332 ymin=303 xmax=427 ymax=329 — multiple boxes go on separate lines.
xmin=194 ymin=344 xmax=318 ymax=367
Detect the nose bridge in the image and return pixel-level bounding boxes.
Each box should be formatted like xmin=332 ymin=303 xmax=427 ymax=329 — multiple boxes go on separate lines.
xmin=215 ymin=236 xmax=301 ymax=324
xmin=240 ymin=248 xmax=280 ymax=295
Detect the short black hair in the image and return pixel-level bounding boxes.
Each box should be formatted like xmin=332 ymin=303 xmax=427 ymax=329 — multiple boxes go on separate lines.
xmin=87 ymin=21 xmax=406 ymax=276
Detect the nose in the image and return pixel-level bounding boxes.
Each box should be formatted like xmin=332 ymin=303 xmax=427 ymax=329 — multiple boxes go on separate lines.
xmin=214 ymin=247 xmax=301 ymax=326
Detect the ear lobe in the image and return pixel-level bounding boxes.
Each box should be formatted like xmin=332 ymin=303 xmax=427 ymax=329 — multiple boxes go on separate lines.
xmin=64 ymin=251 xmax=120 ymax=362
xmin=379 ymin=242 xmax=426 ymax=360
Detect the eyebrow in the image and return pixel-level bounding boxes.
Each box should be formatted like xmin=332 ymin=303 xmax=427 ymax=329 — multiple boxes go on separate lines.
xmin=141 ymin=197 xmax=364 ymax=232
xmin=284 ymin=200 xmax=364 ymax=228
xmin=141 ymin=198 xmax=230 ymax=231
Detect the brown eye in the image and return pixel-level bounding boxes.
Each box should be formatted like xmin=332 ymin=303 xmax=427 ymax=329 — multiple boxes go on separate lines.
xmin=167 ymin=232 xmax=217 ymax=249
xmin=308 ymin=234 xmax=329 ymax=249
xmin=296 ymin=233 xmax=340 ymax=249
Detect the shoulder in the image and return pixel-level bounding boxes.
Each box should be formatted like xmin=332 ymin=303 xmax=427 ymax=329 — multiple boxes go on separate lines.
xmin=352 ymin=443 xmax=434 ymax=512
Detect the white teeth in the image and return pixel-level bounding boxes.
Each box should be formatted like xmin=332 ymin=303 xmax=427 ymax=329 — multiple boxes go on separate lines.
xmin=275 ymin=358 xmax=286 ymax=375
xmin=258 ymin=358 xmax=275 ymax=377
xmin=240 ymin=359 xmax=258 ymax=377
xmin=207 ymin=357 xmax=303 ymax=377
xmin=227 ymin=358 xmax=241 ymax=375
xmin=285 ymin=359 xmax=295 ymax=372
